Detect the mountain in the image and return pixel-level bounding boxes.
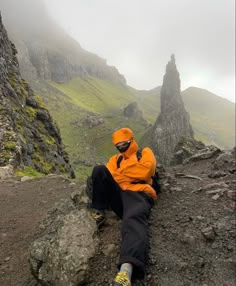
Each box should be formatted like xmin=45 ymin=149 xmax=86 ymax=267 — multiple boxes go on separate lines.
xmin=0 ymin=0 xmax=126 ymax=85
xmin=0 ymin=0 xmax=234 ymax=178
xmin=182 ymin=87 xmax=235 ymax=149
xmin=0 ymin=13 xmax=74 ymax=178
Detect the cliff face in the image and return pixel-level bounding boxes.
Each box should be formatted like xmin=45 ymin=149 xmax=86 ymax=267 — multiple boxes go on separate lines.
xmin=146 ymin=55 xmax=194 ymax=165
xmin=1 ymin=0 xmax=126 ymax=85
xmin=0 ymin=13 xmax=74 ymax=177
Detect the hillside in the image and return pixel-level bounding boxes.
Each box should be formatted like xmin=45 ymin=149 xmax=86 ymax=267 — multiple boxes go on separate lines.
xmin=182 ymin=87 xmax=235 ymax=149
xmin=0 ymin=13 xmax=74 ymax=178
xmin=29 ymin=78 xmax=149 ymax=179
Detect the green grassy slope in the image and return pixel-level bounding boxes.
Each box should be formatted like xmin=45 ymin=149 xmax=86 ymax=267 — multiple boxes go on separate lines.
xmin=182 ymin=87 xmax=235 ymax=149
xmin=32 ymin=77 xmax=150 ymax=180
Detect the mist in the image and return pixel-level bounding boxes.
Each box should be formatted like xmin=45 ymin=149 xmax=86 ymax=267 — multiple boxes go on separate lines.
xmin=0 ymin=0 xmax=235 ymax=102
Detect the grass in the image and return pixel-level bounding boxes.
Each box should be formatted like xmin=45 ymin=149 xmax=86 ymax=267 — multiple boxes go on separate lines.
xmin=16 ymin=166 xmax=44 ymax=178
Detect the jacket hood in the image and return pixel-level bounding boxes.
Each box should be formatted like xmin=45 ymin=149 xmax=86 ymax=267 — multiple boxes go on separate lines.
xmin=112 ymin=128 xmax=133 ymax=145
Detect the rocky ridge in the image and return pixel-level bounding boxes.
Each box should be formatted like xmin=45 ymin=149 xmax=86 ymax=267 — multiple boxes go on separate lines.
xmin=0 ymin=13 xmax=74 ymax=178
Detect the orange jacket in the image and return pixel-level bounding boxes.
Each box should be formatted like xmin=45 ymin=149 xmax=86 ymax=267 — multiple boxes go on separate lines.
xmin=106 ymin=128 xmax=157 ymax=200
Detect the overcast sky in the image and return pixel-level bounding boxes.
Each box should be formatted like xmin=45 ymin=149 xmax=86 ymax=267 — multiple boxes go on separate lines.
xmin=44 ymin=0 xmax=234 ymax=102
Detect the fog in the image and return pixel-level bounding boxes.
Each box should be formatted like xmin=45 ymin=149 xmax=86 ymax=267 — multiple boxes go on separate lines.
xmin=44 ymin=0 xmax=235 ymax=102
xmin=0 ymin=0 xmax=235 ymax=102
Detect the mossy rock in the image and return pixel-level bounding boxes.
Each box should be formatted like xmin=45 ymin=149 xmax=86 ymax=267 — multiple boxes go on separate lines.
xmin=4 ymin=141 xmax=17 ymax=151
xmin=25 ymin=106 xmax=37 ymax=120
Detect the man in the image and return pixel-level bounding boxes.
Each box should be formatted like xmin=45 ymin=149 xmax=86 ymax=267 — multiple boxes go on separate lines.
xmin=89 ymin=127 xmax=157 ymax=286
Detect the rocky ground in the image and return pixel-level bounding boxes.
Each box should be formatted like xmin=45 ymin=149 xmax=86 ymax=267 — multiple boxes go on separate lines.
xmin=0 ymin=150 xmax=235 ymax=286
xmin=0 ymin=175 xmax=76 ymax=286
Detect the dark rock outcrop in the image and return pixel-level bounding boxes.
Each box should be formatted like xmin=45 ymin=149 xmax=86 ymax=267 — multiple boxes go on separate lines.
xmin=142 ymin=55 xmax=195 ymax=165
xmin=0 ymin=13 xmax=74 ymax=178
xmin=123 ymin=102 xmax=142 ymax=118
xmin=123 ymin=102 xmax=148 ymax=126
xmin=171 ymin=137 xmax=206 ymax=165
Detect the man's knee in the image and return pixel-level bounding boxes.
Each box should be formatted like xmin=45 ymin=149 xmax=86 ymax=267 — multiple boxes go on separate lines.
xmin=92 ymin=165 xmax=108 ymax=178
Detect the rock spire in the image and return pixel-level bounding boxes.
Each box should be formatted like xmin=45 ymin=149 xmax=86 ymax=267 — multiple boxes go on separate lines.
xmin=148 ymin=55 xmax=194 ymax=165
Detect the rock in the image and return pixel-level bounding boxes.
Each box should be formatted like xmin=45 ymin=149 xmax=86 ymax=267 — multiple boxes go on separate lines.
xmin=102 ymin=244 xmax=116 ymax=257
xmin=181 ymin=233 xmax=196 ymax=244
xmin=171 ymin=137 xmax=205 ymax=165
xmin=141 ymin=55 xmax=194 ymax=165
xmin=211 ymin=194 xmax=221 ymax=200
xmin=200 ymin=182 xmax=229 ymax=191
xmin=227 ymin=190 xmax=236 ymax=201
xmin=21 ymin=176 xmax=34 ymax=182
xmin=0 ymin=165 xmax=14 ymax=179
xmin=4 ymin=257 xmax=11 ymax=262
xmin=213 ymin=150 xmax=236 ymax=173
xmin=183 ymin=145 xmax=221 ymax=164
xmin=123 ymin=102 xmax=147 ymax=125
xmin=208 ymin=171 xmax=227 ymax=178
xmin=201 ymin=227 xmax=216 ymax=241
xmin=30 ymin=208 xmax=98 ymax=286
xmin=206 ymin=189 xmax=226 ymax=195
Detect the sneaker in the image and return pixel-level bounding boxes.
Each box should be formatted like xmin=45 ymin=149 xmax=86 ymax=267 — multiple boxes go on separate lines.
xmin=90 ymin=209 xmax=105 ymax=227
xmin=113 ymin=271 xmax=131 ymax=286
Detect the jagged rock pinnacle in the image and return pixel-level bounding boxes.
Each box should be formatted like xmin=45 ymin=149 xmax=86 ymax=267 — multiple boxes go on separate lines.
xmin=144 ymin=55 xmax=194 ymax=165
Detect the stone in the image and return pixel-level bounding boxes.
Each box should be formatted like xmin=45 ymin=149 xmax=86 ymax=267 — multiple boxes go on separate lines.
xmin=102 ymin=244 xmax=116 ymax=257
xmin=201 ymin=227 xmax=216 ymax=241
xmin=0 ymin=165 xmax=14 ymax=179
xmin=213 ymin=150 xmax=236 ymax=172
xmin=201 ymin=182 xmax=229 ymax=191
xmin=21 ymin=176 xmax=34 ymax=182
xmin=142 ymin=55 xmax=194 ymax=165
xmin=208 ymin=171 xmax=227 ymax=178
xmin=30 ymin=207 xmax=98 ymax=286
xmin=171 ymin=137 xmax=205 ymax=165
xmin=183 ymin=145 xmax=221 ymax=164
xmin=227 ymin=190 xmax=236 ymax=201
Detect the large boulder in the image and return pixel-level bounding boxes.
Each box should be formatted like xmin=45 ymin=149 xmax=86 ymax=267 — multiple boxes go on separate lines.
xmin=29 ymin=198 xmax=98 ymax=286
xmin=212 ymin=148 xmax=236 ymax=173
xmin=171 ymin=137 xmax=205 ymax=165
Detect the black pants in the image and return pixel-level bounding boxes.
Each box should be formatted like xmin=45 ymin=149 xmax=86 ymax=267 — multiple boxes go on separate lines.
xmin=91 ymin=165 xmax=153 ymax=277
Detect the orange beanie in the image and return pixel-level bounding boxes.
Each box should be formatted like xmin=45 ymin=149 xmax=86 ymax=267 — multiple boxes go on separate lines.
xmin=112 ymin=128 xmax=134 ymax=145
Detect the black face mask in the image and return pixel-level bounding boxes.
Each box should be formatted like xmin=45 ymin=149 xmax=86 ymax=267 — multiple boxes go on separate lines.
xmin=115 ymin=141 xmax=131 ymax=153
